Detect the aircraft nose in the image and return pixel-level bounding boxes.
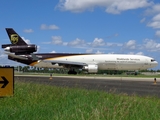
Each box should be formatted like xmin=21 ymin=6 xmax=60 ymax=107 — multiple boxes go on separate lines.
xmin=152 ymin=61 xmax=158 ymax=67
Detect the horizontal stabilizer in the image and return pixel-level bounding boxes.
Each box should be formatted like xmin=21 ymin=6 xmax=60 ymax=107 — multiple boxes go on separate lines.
xmin=5 ymin=52 xmax=28 ymax=60
xmin=1 ymin=44 xmax=12 ymax=48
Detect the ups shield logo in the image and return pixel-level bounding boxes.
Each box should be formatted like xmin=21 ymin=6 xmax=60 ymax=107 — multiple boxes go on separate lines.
xmin=10 ymin=34 xmax=18 ymax=44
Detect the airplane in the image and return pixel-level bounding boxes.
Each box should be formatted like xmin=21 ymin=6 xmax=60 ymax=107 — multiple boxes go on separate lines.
xmin=1 ymin=28 xmax=158 ymax=74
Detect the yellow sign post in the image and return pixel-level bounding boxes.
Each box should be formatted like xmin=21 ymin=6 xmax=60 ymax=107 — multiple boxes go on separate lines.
xmin=0 ymin=67 xmax=14 ymax=97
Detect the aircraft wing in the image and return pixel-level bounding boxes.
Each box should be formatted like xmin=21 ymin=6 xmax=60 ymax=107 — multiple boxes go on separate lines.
xmin=43 ymin=60 xmax=88 ymax=68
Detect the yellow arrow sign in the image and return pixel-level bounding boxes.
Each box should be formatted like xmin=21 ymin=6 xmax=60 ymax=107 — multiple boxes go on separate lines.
xmin=0 ymin=67 xmax=14 ymax=96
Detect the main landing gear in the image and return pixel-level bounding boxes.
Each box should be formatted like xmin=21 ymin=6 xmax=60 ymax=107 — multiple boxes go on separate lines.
xmin=68 ymin=69 xmax=77 ymax=75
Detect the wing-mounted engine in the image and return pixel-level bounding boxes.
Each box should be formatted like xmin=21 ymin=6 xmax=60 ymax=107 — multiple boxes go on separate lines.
xmin=83 ymin=64 xmax=98 ymax=73
xmin=2 ymin=44 xmax=37 ymax=55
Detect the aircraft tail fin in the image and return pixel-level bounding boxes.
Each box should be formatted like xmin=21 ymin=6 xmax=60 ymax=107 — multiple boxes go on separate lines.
xmin=2 ymin=28 xmax=37 ymax=55
xmin=5 ymin=28 xmax=27 ymax=45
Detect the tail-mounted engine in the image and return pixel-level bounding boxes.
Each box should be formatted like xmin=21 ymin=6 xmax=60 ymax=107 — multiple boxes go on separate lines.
xmin=2 ymin=44 xmax=37 ymax=55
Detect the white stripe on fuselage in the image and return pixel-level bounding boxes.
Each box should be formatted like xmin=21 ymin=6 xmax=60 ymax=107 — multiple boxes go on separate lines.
xmin=34 ymin=54 xmax=157 ymax=70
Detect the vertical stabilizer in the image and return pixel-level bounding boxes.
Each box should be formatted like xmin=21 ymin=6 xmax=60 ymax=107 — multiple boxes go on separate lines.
xmin=5 ymin=28 xmax=27 ymax=45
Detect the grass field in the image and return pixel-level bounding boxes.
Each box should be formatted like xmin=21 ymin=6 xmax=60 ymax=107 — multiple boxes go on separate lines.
xmin=0 ymin=81 xmax=160 ymax=120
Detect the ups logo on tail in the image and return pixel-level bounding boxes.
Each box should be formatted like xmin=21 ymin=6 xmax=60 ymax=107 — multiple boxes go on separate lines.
xmin=10 ymin=34 xmax=18 ymax=44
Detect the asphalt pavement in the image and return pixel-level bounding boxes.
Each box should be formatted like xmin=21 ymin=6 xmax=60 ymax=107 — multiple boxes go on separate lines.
xmin=14 ymin=75 xmax=160 ymax=98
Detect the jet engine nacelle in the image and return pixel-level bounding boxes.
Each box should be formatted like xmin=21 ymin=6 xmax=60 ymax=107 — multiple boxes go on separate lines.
xmin=83 ymin=64 xmax=98 ymax=73
xmin=4 ymin=44 xmax=37 ymax=55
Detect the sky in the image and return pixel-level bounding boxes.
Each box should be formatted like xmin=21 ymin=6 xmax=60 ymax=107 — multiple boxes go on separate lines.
xmin=0 ymin=0 xmax=160 ymax=69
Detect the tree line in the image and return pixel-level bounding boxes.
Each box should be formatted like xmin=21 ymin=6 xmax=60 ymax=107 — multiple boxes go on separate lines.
xmin=1 ymin=65 xmax=158 ymax=74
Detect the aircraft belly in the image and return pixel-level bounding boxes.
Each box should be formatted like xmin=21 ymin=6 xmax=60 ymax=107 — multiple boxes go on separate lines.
xmin=35 ymin=61 xmax=63 ymax=68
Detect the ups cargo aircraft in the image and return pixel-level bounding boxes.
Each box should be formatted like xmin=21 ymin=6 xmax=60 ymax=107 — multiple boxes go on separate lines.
xmin=1 ymin=28 xmax=158 ymax=74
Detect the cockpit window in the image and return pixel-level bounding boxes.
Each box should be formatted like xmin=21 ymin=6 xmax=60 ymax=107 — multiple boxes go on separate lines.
xmin=151 ymin=59 xmax=156 ymax=62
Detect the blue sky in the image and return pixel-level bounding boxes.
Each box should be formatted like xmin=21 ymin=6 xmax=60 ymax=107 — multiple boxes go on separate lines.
xmin=0 ymin=0 xmax=160 ymax=69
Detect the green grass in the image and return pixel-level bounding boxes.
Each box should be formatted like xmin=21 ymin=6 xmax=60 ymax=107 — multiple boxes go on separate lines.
xmin=0 ymin=81 xmax=160 ymax=120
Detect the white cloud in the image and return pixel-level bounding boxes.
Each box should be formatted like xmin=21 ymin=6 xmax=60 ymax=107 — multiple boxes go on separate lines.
xmin=47 ymin=36 xmax=158 ymax=54
xmin=0 ymin=50 xmax=7 ymax=58
xmin=106 ymin=33 xmax=119 ymax=39
xmin=145 ymin=4 xmax=160 ymax=15
xmin=128 ymin=52 xmax=135 ymax=55
xmin=123 ymin=40 xmax=136 ymax=49
xmin=136 ymin=52 xmax=144 ymax=55
xmin=86 ymin=49 xmax=93 ymax=53
xmin=147 ymin=21 xmax=160 ymax=29
xmin=50 ymin=50 xmax=56 ymax=53
xmin=91 ymin=38 xmax=105 ymax=47
xmin=143 ymin=39 xmax=160 ymax=51
xmin=147 ymin=13 xmax=160 ymax=29
xmin=128 ymin=51 xmax=144 ymax=55
xmin=145 ymin=4 xmax=160 ymax=29
xmin=140 ymin=18 xmax=146 ymax=23
xmin=106 ymin=42 xmax=123 ymax=47
xmin=108 ymin=52 xmax=115 ymax=54
xmin=0 ymin=49 xmax=23 ymax=66
xmin=96 ymin=50 xmax=103 ymax=54
xmin=21 ymin=37 xmax=31 ymax=44
xmin=121 ymin=39 xmax=160 ymax=52
xmin=42 ymin=42 xmax=51 ymax=44
xmin=51 ymin=36 xmax=63 ymax=45
xmin=40 ymin=24 xmax=59 ymax=30
xmin=23 ymin=29 xmax=34 ymax=33
xmin=152 ymin=13 xmax=160 ymax=21
xmin=57 ymin=0 xmax=152 ymax=14
xmin=114 ymin=33 xmax=119 ymax=37
xmin=68 ymin=38 xmax=85 ymax=46
xmin=86 ymin=49 xmax=103 ymax=54
xmin=106 ymin=0 xmax=152 ymax=14
xmin=62 ymin=42 xmax=68 ymax=46
xmin=155 ymin=30 xmax=160 ymax=37
xmin=44 ymin=36 xmax=123 ymax=54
